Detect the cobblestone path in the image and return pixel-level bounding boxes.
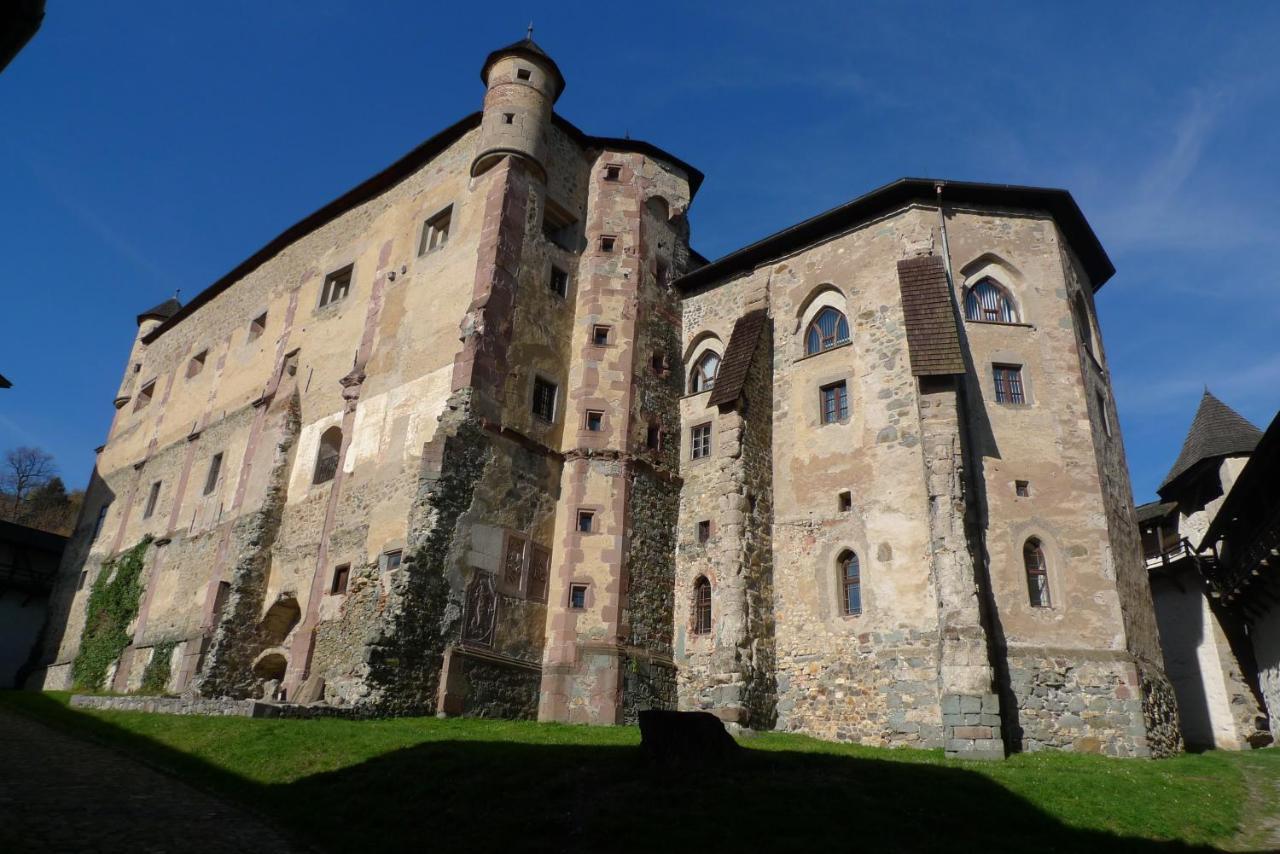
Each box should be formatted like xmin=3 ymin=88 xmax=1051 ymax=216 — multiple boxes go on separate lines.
xmin=0 ymin=707 xmax=306 ymax=853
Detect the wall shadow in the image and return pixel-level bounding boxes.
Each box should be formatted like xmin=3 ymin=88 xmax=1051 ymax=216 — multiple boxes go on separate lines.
xmin=3 ymin=693 xmax=1255 ymax=854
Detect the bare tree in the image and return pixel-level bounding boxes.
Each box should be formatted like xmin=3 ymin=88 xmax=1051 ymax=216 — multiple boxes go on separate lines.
xmin=2 ymin=446 xmax=57 ymax=516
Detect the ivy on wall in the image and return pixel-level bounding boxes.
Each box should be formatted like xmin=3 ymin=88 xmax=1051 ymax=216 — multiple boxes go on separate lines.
xmin=72 ymin=536 xmax=152 ymax=691
xmin=140 ymin=640 xmax=177 ymax=695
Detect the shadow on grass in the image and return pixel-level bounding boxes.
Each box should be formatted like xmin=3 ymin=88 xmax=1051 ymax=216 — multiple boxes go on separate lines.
xmin=2 ymin=692 xmax=1253 ymax=854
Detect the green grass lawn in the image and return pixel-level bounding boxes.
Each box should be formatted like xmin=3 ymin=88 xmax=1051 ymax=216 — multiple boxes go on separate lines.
xmin=3 ymin=691 xmax=1274 ymax=853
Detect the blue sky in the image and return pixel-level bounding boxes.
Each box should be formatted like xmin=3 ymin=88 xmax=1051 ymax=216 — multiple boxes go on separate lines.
xmin=2 ymin=2 xmax=1278 ymax=502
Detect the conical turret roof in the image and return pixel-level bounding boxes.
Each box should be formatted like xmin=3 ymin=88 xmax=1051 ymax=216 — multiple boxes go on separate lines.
xmin=136 ymin=297 xmax=182 ymax=325
xmin=1157 ymin=390 xmax=1263 ymax=497
xmin=480 ymin=36 xmax=565 ymax=99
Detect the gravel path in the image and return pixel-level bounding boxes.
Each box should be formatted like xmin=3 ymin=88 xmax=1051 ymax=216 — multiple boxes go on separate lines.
xmin=0 ymin=707 xmax=306 ymax=853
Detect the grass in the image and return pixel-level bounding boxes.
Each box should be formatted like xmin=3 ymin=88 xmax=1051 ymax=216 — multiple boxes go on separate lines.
xmin=2 ymin=690 xmax=1274 ymax=853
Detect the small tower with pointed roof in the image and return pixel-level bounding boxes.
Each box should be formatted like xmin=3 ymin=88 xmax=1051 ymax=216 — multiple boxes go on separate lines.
xmin=471 ymin=32 xmax=564 ymax=183
xmin=113 ymin=296 xmax=182 ymax=409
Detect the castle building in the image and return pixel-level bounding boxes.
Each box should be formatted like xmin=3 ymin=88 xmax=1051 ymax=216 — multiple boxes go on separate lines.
xmin=30 ymin=39 xmax=1180 ymax=757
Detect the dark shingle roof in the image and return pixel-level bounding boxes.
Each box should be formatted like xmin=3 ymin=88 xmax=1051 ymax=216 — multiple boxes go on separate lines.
xmin=136 ymin=297 xmax=182 ymax=325
xmin=1135 ymin=500 xmax=1177 ymax=525
xmin=1157 ymin=391 xmax=1263 ymax=497
xmin=0 ymin=373 xmax=10 ymax=388
xmin=897 ymin=255 xmax=965 ymax=376
xmin=480 ymin=37 xmax=566 ymax=99
xmin=707 ymin=309 xmax=768 ymax=408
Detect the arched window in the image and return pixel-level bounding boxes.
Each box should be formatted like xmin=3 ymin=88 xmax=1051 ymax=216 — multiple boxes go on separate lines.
xmin=805 ymin=307 xmax=850 ymax=355
xmin=1072 ymin=293 xmax=1094 ymax=360
xmin=692 ymin=576 xmax=712 ymax=635
xmin=839 ymin=550 xmax=861 ymax=616
xmin=1024 ymin=538 xmax=1051 ymax=608
xmin=689 ymin=351 xmax=721 ymax=393
xmin=313 ymin=426 xmax=342 ymax=485
xmin=964 ymin=278 xmax=1017 ymax=323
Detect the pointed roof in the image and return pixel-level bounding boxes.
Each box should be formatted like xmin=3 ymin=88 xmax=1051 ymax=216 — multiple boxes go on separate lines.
xmin=480 ymin=37 xmax=565 ymax=99
xmin=1157 ymin=390 xmax=1263 ymax=497
xmin=136 ymin=297 xmax=182 ymax=325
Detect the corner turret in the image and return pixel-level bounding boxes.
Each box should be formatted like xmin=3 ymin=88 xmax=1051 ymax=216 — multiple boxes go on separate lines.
xmin=114 ymin=296 xmax=181 ymax=409
xmin=471 ymin=34 xmax=563 ymax=182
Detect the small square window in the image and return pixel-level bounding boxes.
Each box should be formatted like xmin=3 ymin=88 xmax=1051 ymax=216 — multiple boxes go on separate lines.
xmin=91 ymin=503 xmax=110 ymax=541
xmin=77 ymin=570 xmax=88 ymax=591
xmin=203 ymin=452 xmax=223 ymax=496
xmin=993 ymin=364 xmax=1025 ymax=405
xmin=134 ymin=380 xmax=156 ymax=412
xmin=248 ymin=311 xmax=267 ymax=341
xmin=569 ymin=584 xmax=588 ymax=609
xmin=585 ymin=410 xmax=604 ymax=432
xmin=143 ymin=481 xmax=161 ymax=519
xmin=691 ymin=423 xmax=712 ymax=460
xmin=651 ymin=352 xmax=668 ymax=376
xmin=604 ymin=165 xmax=621 ymax=181
xmin=1015 ymin=480 xmax=1031 ymax=498
xmin=132 ymin=362 xmax=141 ymax=374
xmin=646 ymin=423 xmax=662 ymax=450
xmin=820 ymin=381 xmax=849 ymax=424
xmin=549 ymin=266 xmax=568 ymax=298
xmin=577 ymin=511 xmax=594 ymax=533
xmin=532 ymin=377 xmax=558 ymax=422
xmin=697 ymin=520 xmax=711 ymax=544
xmin=503 ymin=112 xmax=515 ymax=124
xmin=187 ymin=350 xmax=207 ymax=379
xmin=838 ymin=490 xmax=852 ymax=512
xmin=599 ymin=235 xmax=616 ymax=253
xmin=419 ymin=206 xmax=453 ymax=255
xmin=592 ymin=325 xmax=610 ymax=347
xmin=543 ymin=200 xmax=578 ymax=250
xmin=516 ymin=67 xmax=532 ymax=81
xmin=331 ymin=564 xmax=350 ymax=595
xmin=383 ymin=549 xmax=403 ymax=572
xmin=320 ymin=266 xmax=353 ymax=307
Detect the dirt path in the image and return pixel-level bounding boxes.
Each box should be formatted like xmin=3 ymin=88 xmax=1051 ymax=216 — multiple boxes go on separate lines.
xmin=0 ymin=707 xmax=306 ymax=853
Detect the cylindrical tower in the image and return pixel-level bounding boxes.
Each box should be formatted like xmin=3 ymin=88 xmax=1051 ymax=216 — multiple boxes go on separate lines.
xmin=471 ymin=37 xmax=564 ymax=183
xmin=114 ymin=297 xmax=181 ymax=408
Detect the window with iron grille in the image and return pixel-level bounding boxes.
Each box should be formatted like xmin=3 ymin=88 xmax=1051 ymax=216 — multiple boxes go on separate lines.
xmin=689 ymin=351 xmax=720 ymax=393
xmin=964 ymin=278 xmax=1018 ymax=323
xmin=993 ymin=364 xmax=1025 ymax=404
xmin=820 ymin=381 xmax=849 ymax=424
xmin=805 ymin=307 xmax=850 ymax=355
xmin=532 ymin=377 xmax=557 ymax=422
xmin=690 ymin=423 xmax=711 ymax=460
xmin=1024 ymin=539 xmax=1051 ymax=607
xmin=692 ymin=576 xmax=712 ymax=634
xmin=840 ymin=550 xmax=861 ymax=616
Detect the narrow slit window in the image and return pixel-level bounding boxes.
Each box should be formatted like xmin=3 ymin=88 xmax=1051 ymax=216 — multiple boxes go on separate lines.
xmin=840 ymin=550 xmax=861 ymax=616
xmin=331 ymin=564 xmax=351 ymax=595
xmin=319 ymin=266 xmax=353 ymax=307
xmin=577 ymin=511 xmax=595 ymax=533
xmin=1024 ymin=539 xmax=1051 ymax=608
xmin=143 ymin=481 xmax=161 ymax=519
xmin=77 ymin=571 xmax=88 ymax=591
xmin=993 ymin=364 xmax=1025 ymax=404
xmin=203 ymin=452 xmax=223 ymax=496
xmin=187 ymin=350 xmax=207 ymax=379
xmin=820 ymin=381 xmax=850 ymax=424
xmin=690 ymin=423 xmax=712 ymax=460
xmin=549 ymin=266 xmax=569 ymax=298
xmin=646 ymin=423 xmax=662 ymax=450
xmin=692 ymin=576 xmax=712 ymax=635
xmin=532 ymin=377 xmax=558 ymax=422
xmin=419 ymin=206 xmax=453 ymax=255
xmin=1097 ymin=391 xmax=1111 ymax=437
xmin=585 ymin=410 xmax=604 ymax=432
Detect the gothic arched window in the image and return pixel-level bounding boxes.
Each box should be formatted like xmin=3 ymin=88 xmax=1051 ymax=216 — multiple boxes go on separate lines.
xmin=689 ymin=351 xmax=721 ymax=393
xmin=839 ymin=550 xmax=861 ymax=616
xmin=805 ymin=307 xmax=850 ymax=355
xmin=964 ymin=278 xmax=1018 ymax=323
xmin=1024 ymin=538 xmax=1051 ymax=608
xmin=692 ymin=576 xmax=712 ymax=635
xmin=313 ymin=426 xmax=343 ymax=485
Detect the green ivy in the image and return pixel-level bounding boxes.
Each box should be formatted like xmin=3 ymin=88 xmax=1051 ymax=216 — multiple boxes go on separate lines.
xmin=140 ymin=640 xmax=177 ymax=695
xmin=72 ymin=536 xmax=152 ymax=691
